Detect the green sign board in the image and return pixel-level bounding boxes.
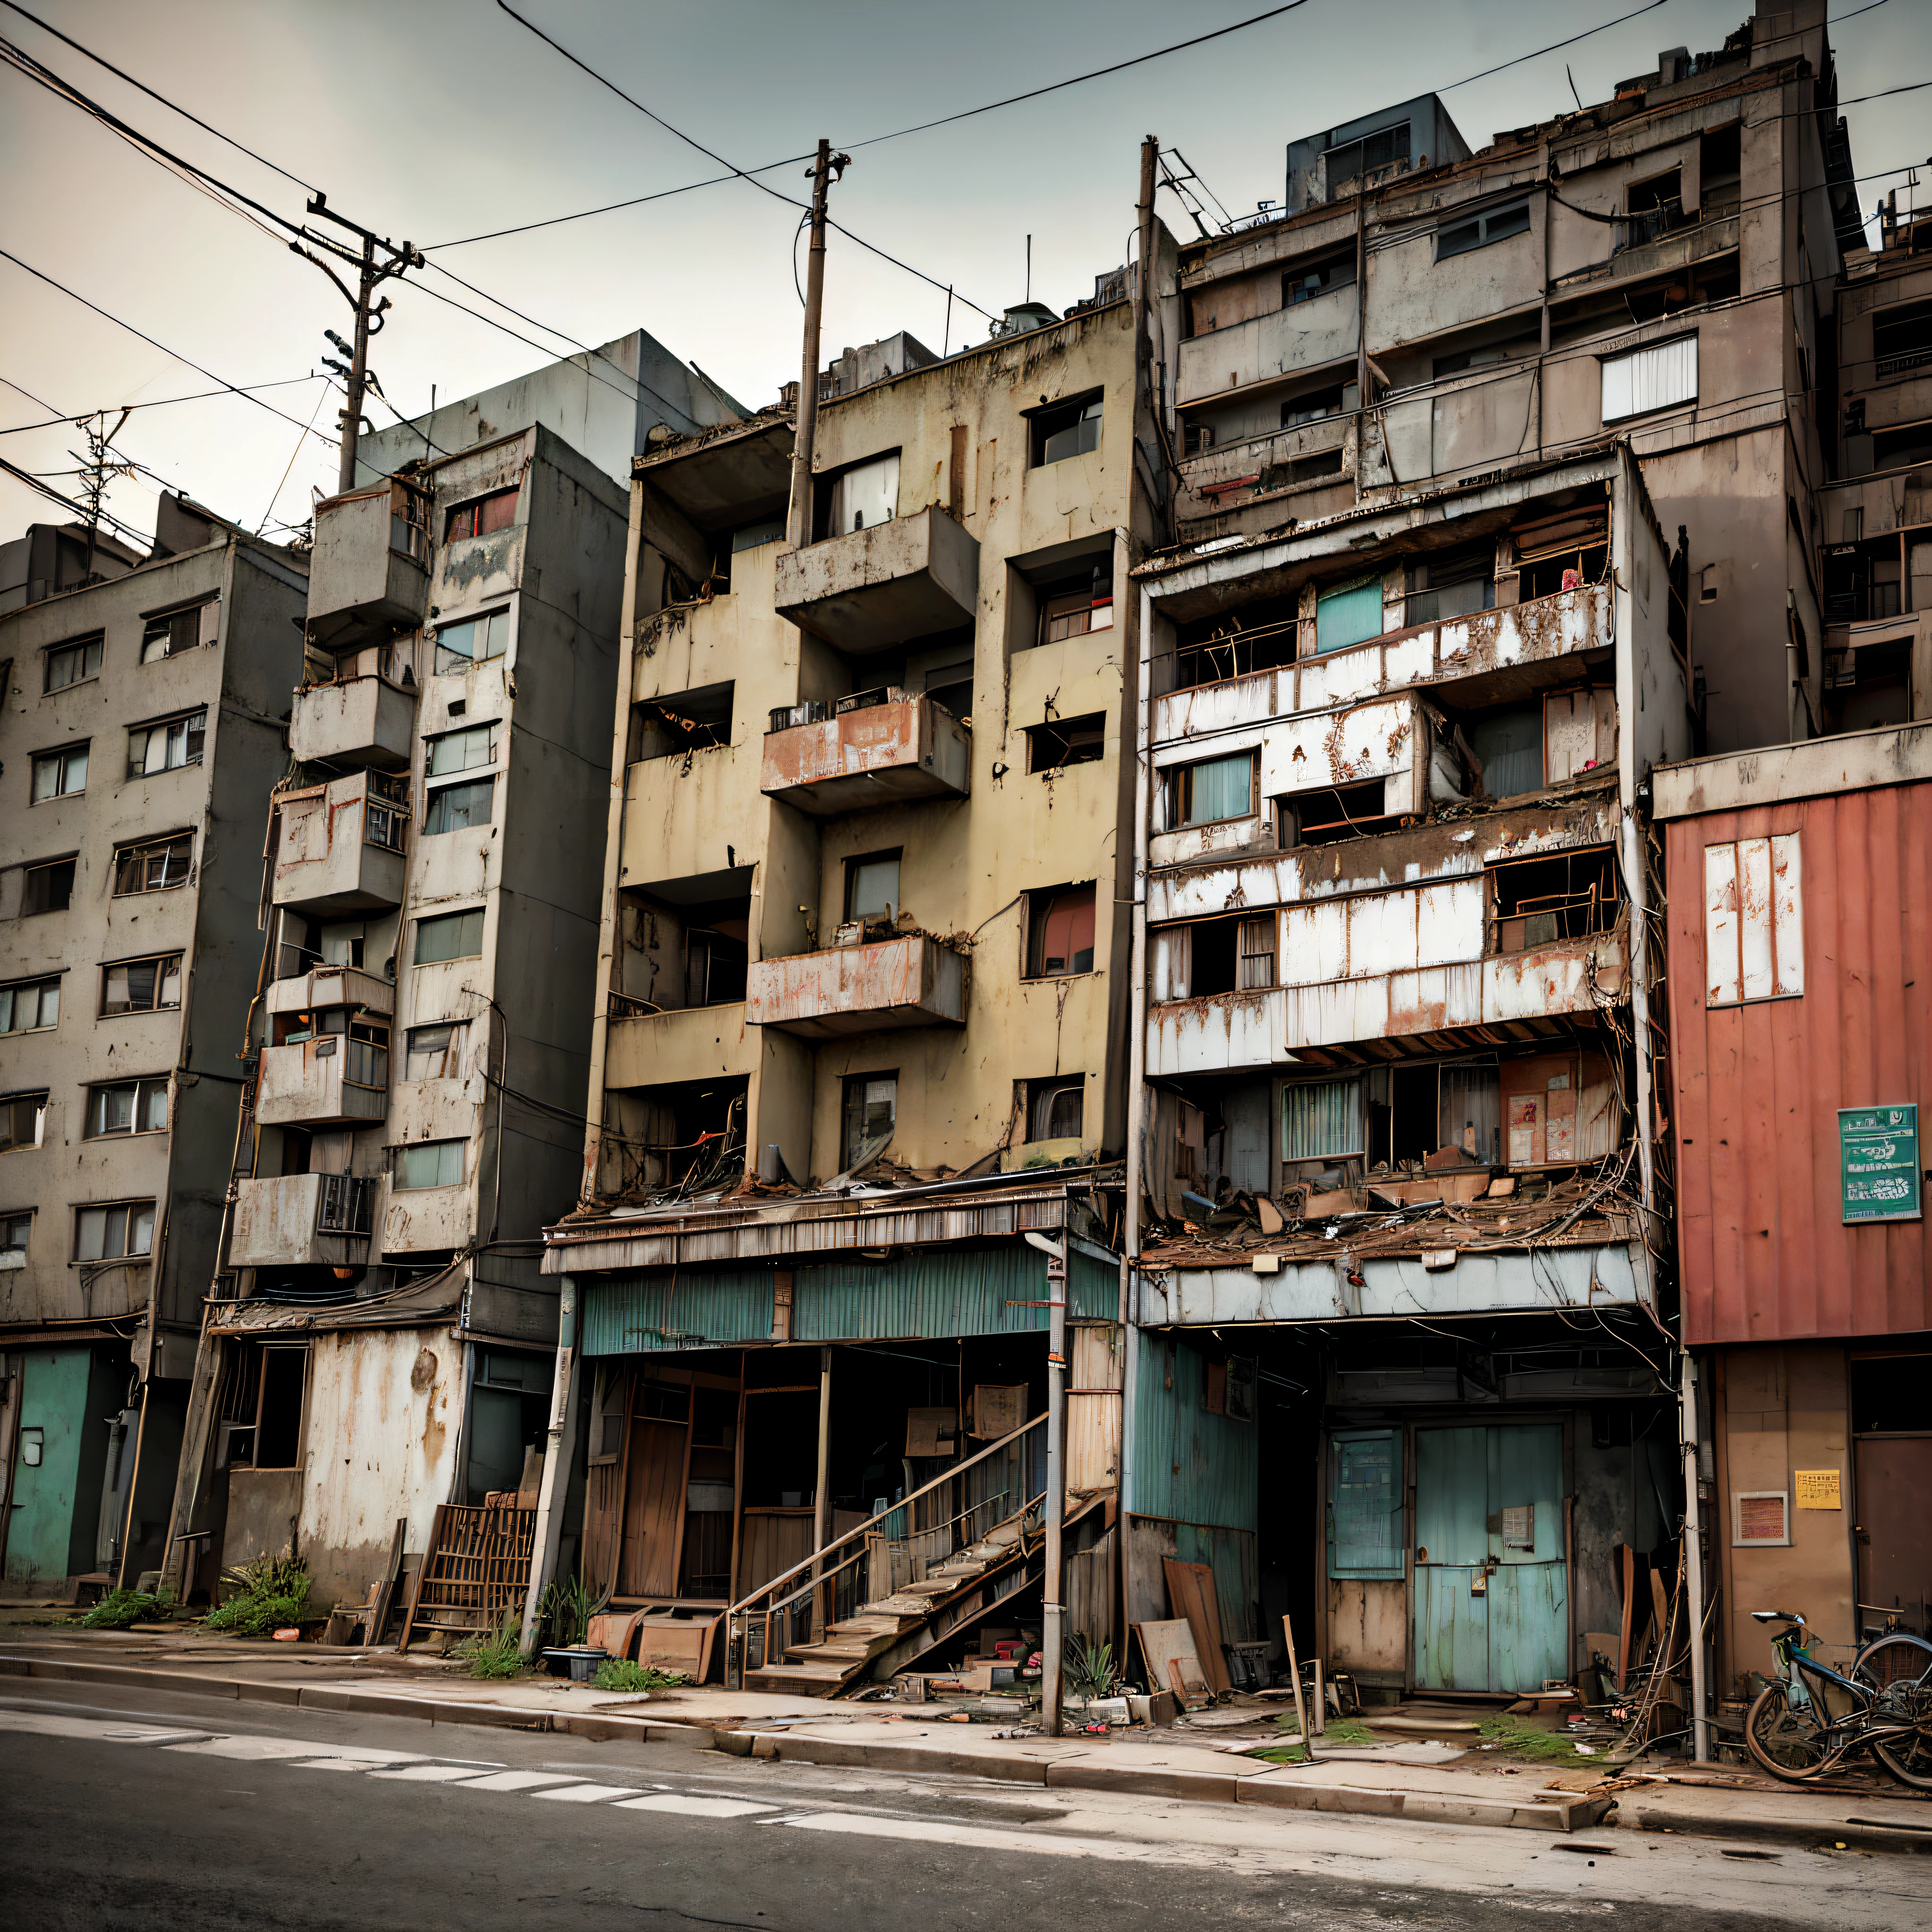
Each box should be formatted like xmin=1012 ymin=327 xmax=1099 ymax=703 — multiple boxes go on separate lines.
xmin=1840 ymin=1105 xmax=1922 ymax=1223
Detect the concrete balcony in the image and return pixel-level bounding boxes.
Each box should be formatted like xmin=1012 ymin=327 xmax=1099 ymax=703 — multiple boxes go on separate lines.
xmin=1177 ymin=287 xmax=1357 ymax=408
xmin=774 ymin=504 xmax=979 ymax=654
xmin=265 ymin=964 xmax=395 ymax=1022
xmin=256 ymin=1038 xmax=389 ymax=1129
xmin=230 ymin=1172 xmax=375 ymax=1269
xmin=762 ymin=693 xmax=970 ymax=815
xmin=605 ymin=1001 xmax=760 ymax=1089
xmin=745 ymin=933 xmax=967 ymax=1039
xmin=307 ymin=481 xmax=429 ymax=644
xmin=271 ymin=771 xmax=410 ymax=917
xmin=289 ymin=674 xmax=416 ymax=771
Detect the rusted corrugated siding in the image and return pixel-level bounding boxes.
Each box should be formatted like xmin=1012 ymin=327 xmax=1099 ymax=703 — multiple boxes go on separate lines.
xmin=1666 ymin=781 xmax=1932 ymax=1343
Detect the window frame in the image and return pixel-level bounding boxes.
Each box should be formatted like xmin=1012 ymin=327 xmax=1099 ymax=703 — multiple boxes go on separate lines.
xmin=100 ymin=952 xmax=184 ymax=1017
xmin=1704 ymin=832 xmax=1803 ymax=1008
xmin=425 ymin=722 xmax=502 ymax=777
xmin=23 ymin=857 xmax=76 ymax=916
xmin=1025 ymin=1076 xmax=1086 ymax=1144
xmin=31 ymin=743 xmax=89 ymax=801
xmin=1282 ymin=1076 xmax=1366 ymax=1162
xmin=139 ymin=600 xmax=215 ymax=663
xmin=112 ymin=831 xmax=194 ymax=897
xmin=843 ymin=849 xmax=903 ymax=925
xmin=1028 ymin=391 xmax=1104 ymax=469
xmin=83 ymin=1077 xmax=170 ymax=1140
xmin=1165 ymin=751 xmax=1258 ymax=829
xmin=43 ymin=633 xmax=102 ymax=692
xmin=444 ymin=487 xmax=519 ymax=544
xmin=1600 ymin=333 xmax=1699 ymax=424
xmin=840 ymin=1071 xmax=899 ymax=1168
xmin=433 ymin=607 xmax=511 ymax=676
xmin=391 ymin=1138 xmax=467 ymax=1191
xmin=1328 ymin=1427 xmax=1405 ymax=1580
xmin=125 ymin=708 xmax=208 ymax=779
xmin=403 ymin=1021 xmax=467 ymax=1083
xmin=1436 ymin=199 xmax=1532 ymax=261
xmin=1025 ymin=713 xmax=1106 ymax=774
xmin=1024 ymin=882 xmax=1097 ymax=980
xmin=1 ymin=1091 xmax=49 ymax=1155
xmin=0 ymin=1209 xmax=32 ymax=1257
xmin=74 ymin=1198 xmax=156 ymax=1263
xmin=414 ymin=908 xmax=486 ymax=966
xmin=0 ymin=976 xmax=62 ymax=1035
xmin=423 ymin=775 xmax=496 ymax=836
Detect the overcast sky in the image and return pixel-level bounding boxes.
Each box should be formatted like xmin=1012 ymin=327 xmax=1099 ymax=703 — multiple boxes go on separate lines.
xmin=2 ymin=0 xmax=1926 ymax=548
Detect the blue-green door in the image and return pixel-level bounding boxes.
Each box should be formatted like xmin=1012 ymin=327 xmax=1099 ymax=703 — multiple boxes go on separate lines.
xmin=1413 ymin=1424 xmax=1567 ymax=1694
xmin=5 ymin=1350 xmax=97 ymax=1587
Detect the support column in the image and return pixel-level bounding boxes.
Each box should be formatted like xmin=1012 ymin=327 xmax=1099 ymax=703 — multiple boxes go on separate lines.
xmin=812 ymin=1345 xmax=833 ymax=1638
xmin=520 ymin=1277 xmax=580 ymax=1650
xmin=1042 ymin=1243 xmax=1068 ymax=1736
xmin=1680 ymin=1350 xmax=1710 ymax=1761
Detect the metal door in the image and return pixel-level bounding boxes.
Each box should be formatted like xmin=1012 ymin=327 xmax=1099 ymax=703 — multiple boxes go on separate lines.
xmin=1413 ymin=1424 xmax=1567 ymax=1693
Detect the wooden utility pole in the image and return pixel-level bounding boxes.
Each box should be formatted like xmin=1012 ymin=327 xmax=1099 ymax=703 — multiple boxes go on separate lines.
xmin=787 ymin=141 xmax=847 ymax=549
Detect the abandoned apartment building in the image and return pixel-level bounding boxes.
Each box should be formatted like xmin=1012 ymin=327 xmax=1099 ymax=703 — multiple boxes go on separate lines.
xmin=532 ymin=276 xmax=1169 ymax=1692
xmin=160 ymin=339 xmax=745 ymax=1618
xmin=0 ymin=496 xmax=308 ymax=1598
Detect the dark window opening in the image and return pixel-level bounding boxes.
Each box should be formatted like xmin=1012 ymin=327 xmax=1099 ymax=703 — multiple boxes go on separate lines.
xmin=278 ymin=1124 xmax=311 ymax=1176
xmin=1382 ymin=1061 xmax=1502 ymax=1171
xmin=1874 ymin=300 xmax=1932 ymax=381
xmin=842 ymin=1072 xmax=897 ymax=1167
xmin=619 ymin=889 xmax=752 ymax=1015
xmin=1488 ymin=846 xmax=1619 ymax=953
xmin=1282 ymin=250 xmax=1357 ymax=307
xmin=1324 ymin=122 xmax=1408 ymax=195
xmin=1283 ymin=450 xmax=1345 ymax=486
xmin=24 ymin=858 xmax=75 ymax=915
xmin=621 ymin=1076 xmax=748 ymax=1191
xmin=1027 ymin=883 xmax=1096 ymax=978
xmin=0 ymin=1092 xmax=47 ymax=1154
xmin=1030 ymin=392 xmax=1103 ymax=467
xmin=1872 ymin=422 xmax=1932 ymax=472
xmin=1438 ymin=200 xmax=1531 ymax=259
xmin=1026 ymin=713 xmax=1105 ymax=773
xmin=1405 ymin=545 xmax=1495 ymax=624
xmin=1619 ymin=255 xmax=1739 ymax=325
xmin=446 ymin=487 xmax=518 ymax=542
xmin=1623 ymin=168 xmax=1685 ymax=249
xmin=113 ymin=832 xmax=192 ymax=896
xmin=254 ymin=1349 xmax=307 ymax=1469
xmin=1835 ymin=637 xmax=1913 ymax=733
xmin=685 ymin=924 xmax=747 ymax=1006
xmin=1851 ymin=1354 xmax=1932 ymax=1434
xmin=1700 ymin=125 xmax=1741 ymax=214
xmin=1189 ymin=918 xmax=1239 ymax=996
xmin=1173 ymin=595 xmax=1297 ymax=690
xmin=43 ymin=634 xmax=101 ymax=691
xmin=1026 ymin=1077 xmax=1085 ymax=1143
xmin=1433 ymin=332 xmax=1538 ymax=379
xmin=1035 ymin=559 xmax=1114 ymax=645
xmin=1278 ymin=779 xmax=1393 ymax=847
xmin=1461 ymin=703 xmax=1544 ymax=799
xmin=635 ymin=681 xmax=733 ymax=760
xmin=140 ymin=604 xmax=207 ymax=663
xmin=1518 ymin=542 xmax=1608 ymax=602
xmin=1183 ymin=421 xmax=1215 ymax=455
xmin=1281 ymin=380 xmax=1357 ymax=427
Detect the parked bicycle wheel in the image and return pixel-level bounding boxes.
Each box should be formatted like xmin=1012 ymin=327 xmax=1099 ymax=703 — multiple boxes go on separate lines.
xmin=1745 ymin=1682 xmax=1847 ymax=1782
xmin=1855 ymin=1633 xmax=1932 ymax=1790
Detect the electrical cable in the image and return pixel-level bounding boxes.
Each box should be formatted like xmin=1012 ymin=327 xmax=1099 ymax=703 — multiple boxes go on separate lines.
xmin=0 ymin=371 xmax=319 ymax=433
xmin=1439 ymin=0 xmax=1670 ymax=93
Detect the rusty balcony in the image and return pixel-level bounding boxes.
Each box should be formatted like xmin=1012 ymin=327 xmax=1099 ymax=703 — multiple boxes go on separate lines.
xmin=762 ymin=692 xmax=970 ymax=815
xmin=606 ymin=999 xmax=760 ymax=1089
xmin=289 ymin=673 xmax=416 ymax=771
xmin=265 ymin=963 xmax=395 ymax=1023
xmin=744 ymin=933 xmax=967 ymax=1039
xmin=270 ymin=770 xmax=410 ymax=917
xmin=773 ymin=504 xmax=980 ymax=654
xmin=306 ymin=479 xmax=430 ymax=645
xmin=229 ymin=1172 xmax=376 ymax=1270
xmin=255 ymin=1033 xmax=389 ymax=1129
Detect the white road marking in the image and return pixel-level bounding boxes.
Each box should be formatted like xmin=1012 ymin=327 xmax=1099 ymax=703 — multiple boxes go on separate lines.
xmin=783 ymin=1810 xmax=1198 ymax=1863
xmin=612 ymin=1793 xmax=775 ymax=1818
xmin=449 ymin=1771 xmax=584 ymax=1792
xmin=532 ymin=1782 xmax=646 ymax=1804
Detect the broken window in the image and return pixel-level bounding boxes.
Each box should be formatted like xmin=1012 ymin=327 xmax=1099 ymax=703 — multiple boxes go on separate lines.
xmin=1282 ymin=1079 xmax=1364 ymax=1161
xmin=0 ymin=977 xmax=61 ymax=1033
xmin=1314 ymin=575 xmax=1384 ymax=653
xmin=1601 ymin=335 xmax=1697 ymax=422
xmin=404 ymin=1022 xmax=467 ymax=1082
xmin=1624 ymin=168 xmax=1684 ymax=249
xmin=424 ymin=777 xmax=494 ymax=835
xmin=140 ymin=600 xmax=215 ymax=662
xmin=1404 ymin=546 xmax=1494 ymax=624
xmin=1277 ymin=779 xmax=1395 ymax=848
xmin=433 ymin=608 xmax=510 ymax=675
xmin=1035 ymin=560 xmax=1114 ymax=645
xmin=43 ymin=633 xmax=101 ymax=691
xmin=24 ymin=858 xmax=75 ymax=915
xmin=363 ymin=777 xmax=409 ymax=852
xmin=101 ymin=954 xmax=182 ymax=1016
xmin=1026 ymin=883 xmax=1096 ymax=978
xmin=415 ymin=908 xmax=485 ymax=965
xmin=841 ymin=1073 xmax=897 ymax=1167
xmin=126 ymin=709 xmax=206 ymax=778
xmin=0 ymin=1091 xmax=48 ymax=1154
xmin=74 ymin=1199 xmax=154 ymax=1261
xmin=1700 ymin=124 xmax=1741 ymax=216
xmin=1026 ymin=713 xmax=1105 ymax=773
xmin=1281 ymin=379 xmax=1357 ymax=426
xmin=1287 ymin=450 xmax=1345 ymax=486
xmin=223 ymin=1345 xmax=309 ymax=1470
xmin=1437 ymin=200 xmax=1531 ymax=259
xmin=113 ymin=832 xmax=192 ymax=896
xmin=1282 ymin=250 xmax=1356 ymax=307
xmin=1030 ymin=392 xmax=1103 ymax=467
xmin=85 ymin=1079 xmax=169 ymax=1139
xmin=820 ymin=451 xmax=899 ymax=535
xmin=1172 ymin=596 xmax=1297 ymax=689
xmin=1488 ymin=846 xmax=1619 ymax=953
xmin=1704 ymin=833 xmax=1803 ymax=1007
xmin=1026 ymin=1077 xmax=1085 ymax=1143
xmin=1166 ymin=751 xmax=1256 ymax=827
xmin=393 ymin=1139 xmax=466 ymax=1190
xmin=635 ymin=683 xmax=733 ymax=759
xmin=843 ymin=851 xmax=901 ymax=927
xmin=446 ymin=487 xmax=518 ymax=542
xmin=32 ymin=743 xmax=88 ymax=799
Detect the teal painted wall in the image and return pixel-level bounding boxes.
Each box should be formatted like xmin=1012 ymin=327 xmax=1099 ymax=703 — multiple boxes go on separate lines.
xmin=579 ymin=1245 xmax=1117 ymax=1356
xmin=5 ymin=1348 xmax=116 ymax=1586
xmin=1128 ymin=1331 xmax=1257 ymax=1532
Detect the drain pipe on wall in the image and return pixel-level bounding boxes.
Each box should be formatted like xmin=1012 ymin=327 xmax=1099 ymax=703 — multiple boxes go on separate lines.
xmin=1026 ymin=1229 xmax=1068 ymax=1735
xmin=1680 ymin=1350 xmax=1710 ymax=1761
xmin=520 ymin=1275 xmax=580 ymax=1651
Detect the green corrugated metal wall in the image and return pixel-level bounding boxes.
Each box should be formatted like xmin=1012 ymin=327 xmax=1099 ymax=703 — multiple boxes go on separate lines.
xmin=577 ymin=1244 xmax=1117 ymax=1356
xmin=1128 ymin=1331 xmax=1257 ymax=1532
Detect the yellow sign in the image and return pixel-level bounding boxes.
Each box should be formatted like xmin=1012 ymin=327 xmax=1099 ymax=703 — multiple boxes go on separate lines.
xmin=1794 ymin=1469 xmax=1842 ymax=1510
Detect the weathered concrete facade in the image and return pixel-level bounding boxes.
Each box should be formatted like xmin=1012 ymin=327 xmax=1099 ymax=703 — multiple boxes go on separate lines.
xmin=0 ymin=507 xmax=308 ymax=1592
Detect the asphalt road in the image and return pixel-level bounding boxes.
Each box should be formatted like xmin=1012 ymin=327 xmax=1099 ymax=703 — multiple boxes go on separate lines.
xmin=1 ymin=1681 xmax=1925 ymax=1932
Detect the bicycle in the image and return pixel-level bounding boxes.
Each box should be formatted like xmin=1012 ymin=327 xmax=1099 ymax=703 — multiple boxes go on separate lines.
xmin=1744 ymin=1609 xmax=1932 ymax=1789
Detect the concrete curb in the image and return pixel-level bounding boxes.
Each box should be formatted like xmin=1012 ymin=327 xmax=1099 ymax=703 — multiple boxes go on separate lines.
xmin=1618 ymin=1797 xmax=1932 ymax=1856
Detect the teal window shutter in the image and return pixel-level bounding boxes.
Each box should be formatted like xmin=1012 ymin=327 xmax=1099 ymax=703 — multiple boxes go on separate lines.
xmin=1315 ymin=577 xmax=1384 ymax=654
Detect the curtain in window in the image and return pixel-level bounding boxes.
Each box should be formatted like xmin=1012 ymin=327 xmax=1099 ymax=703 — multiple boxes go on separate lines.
xmin=1315 ymin=578 xmax=1384 ymax=653
xmin=1282 ymin=1079 xmax=1363 ymax=1159
xmin=1186 ymin=754 xmax=1254 ymax=824
xmin=1438 ymin=1064 xmax=1500 ymax=1164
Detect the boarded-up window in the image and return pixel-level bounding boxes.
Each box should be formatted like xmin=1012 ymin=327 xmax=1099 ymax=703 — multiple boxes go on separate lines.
xmin=1601 ymin=335 xmax=1698 ymax=422
xmin=1542 ymin=688 xmax=1617 ymax=783
xmin=1704 ymin=833 xmax=1802 ymax=1007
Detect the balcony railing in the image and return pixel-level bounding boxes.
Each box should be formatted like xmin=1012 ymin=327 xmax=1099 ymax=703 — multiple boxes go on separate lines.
xmin=761 ymin=691 xmax=970 ymax=814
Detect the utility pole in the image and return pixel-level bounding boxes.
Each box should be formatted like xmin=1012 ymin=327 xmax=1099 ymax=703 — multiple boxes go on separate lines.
xmin=73 ymin=407 xmax=131 ymax=584
xmin=787 ymin=141 xmax=848 ymax=550
xmin=288 ymin=194 xmax=423 ymax=494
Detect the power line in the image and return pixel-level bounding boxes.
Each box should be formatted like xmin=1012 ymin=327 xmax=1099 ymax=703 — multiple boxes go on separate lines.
xmin=0 ymin=372 xmax=326 ymax=434
xmin=0 ymin=452 xmax=148 ymax=543
xmin=1438 ymin=0 xmax=1669 ymax=94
